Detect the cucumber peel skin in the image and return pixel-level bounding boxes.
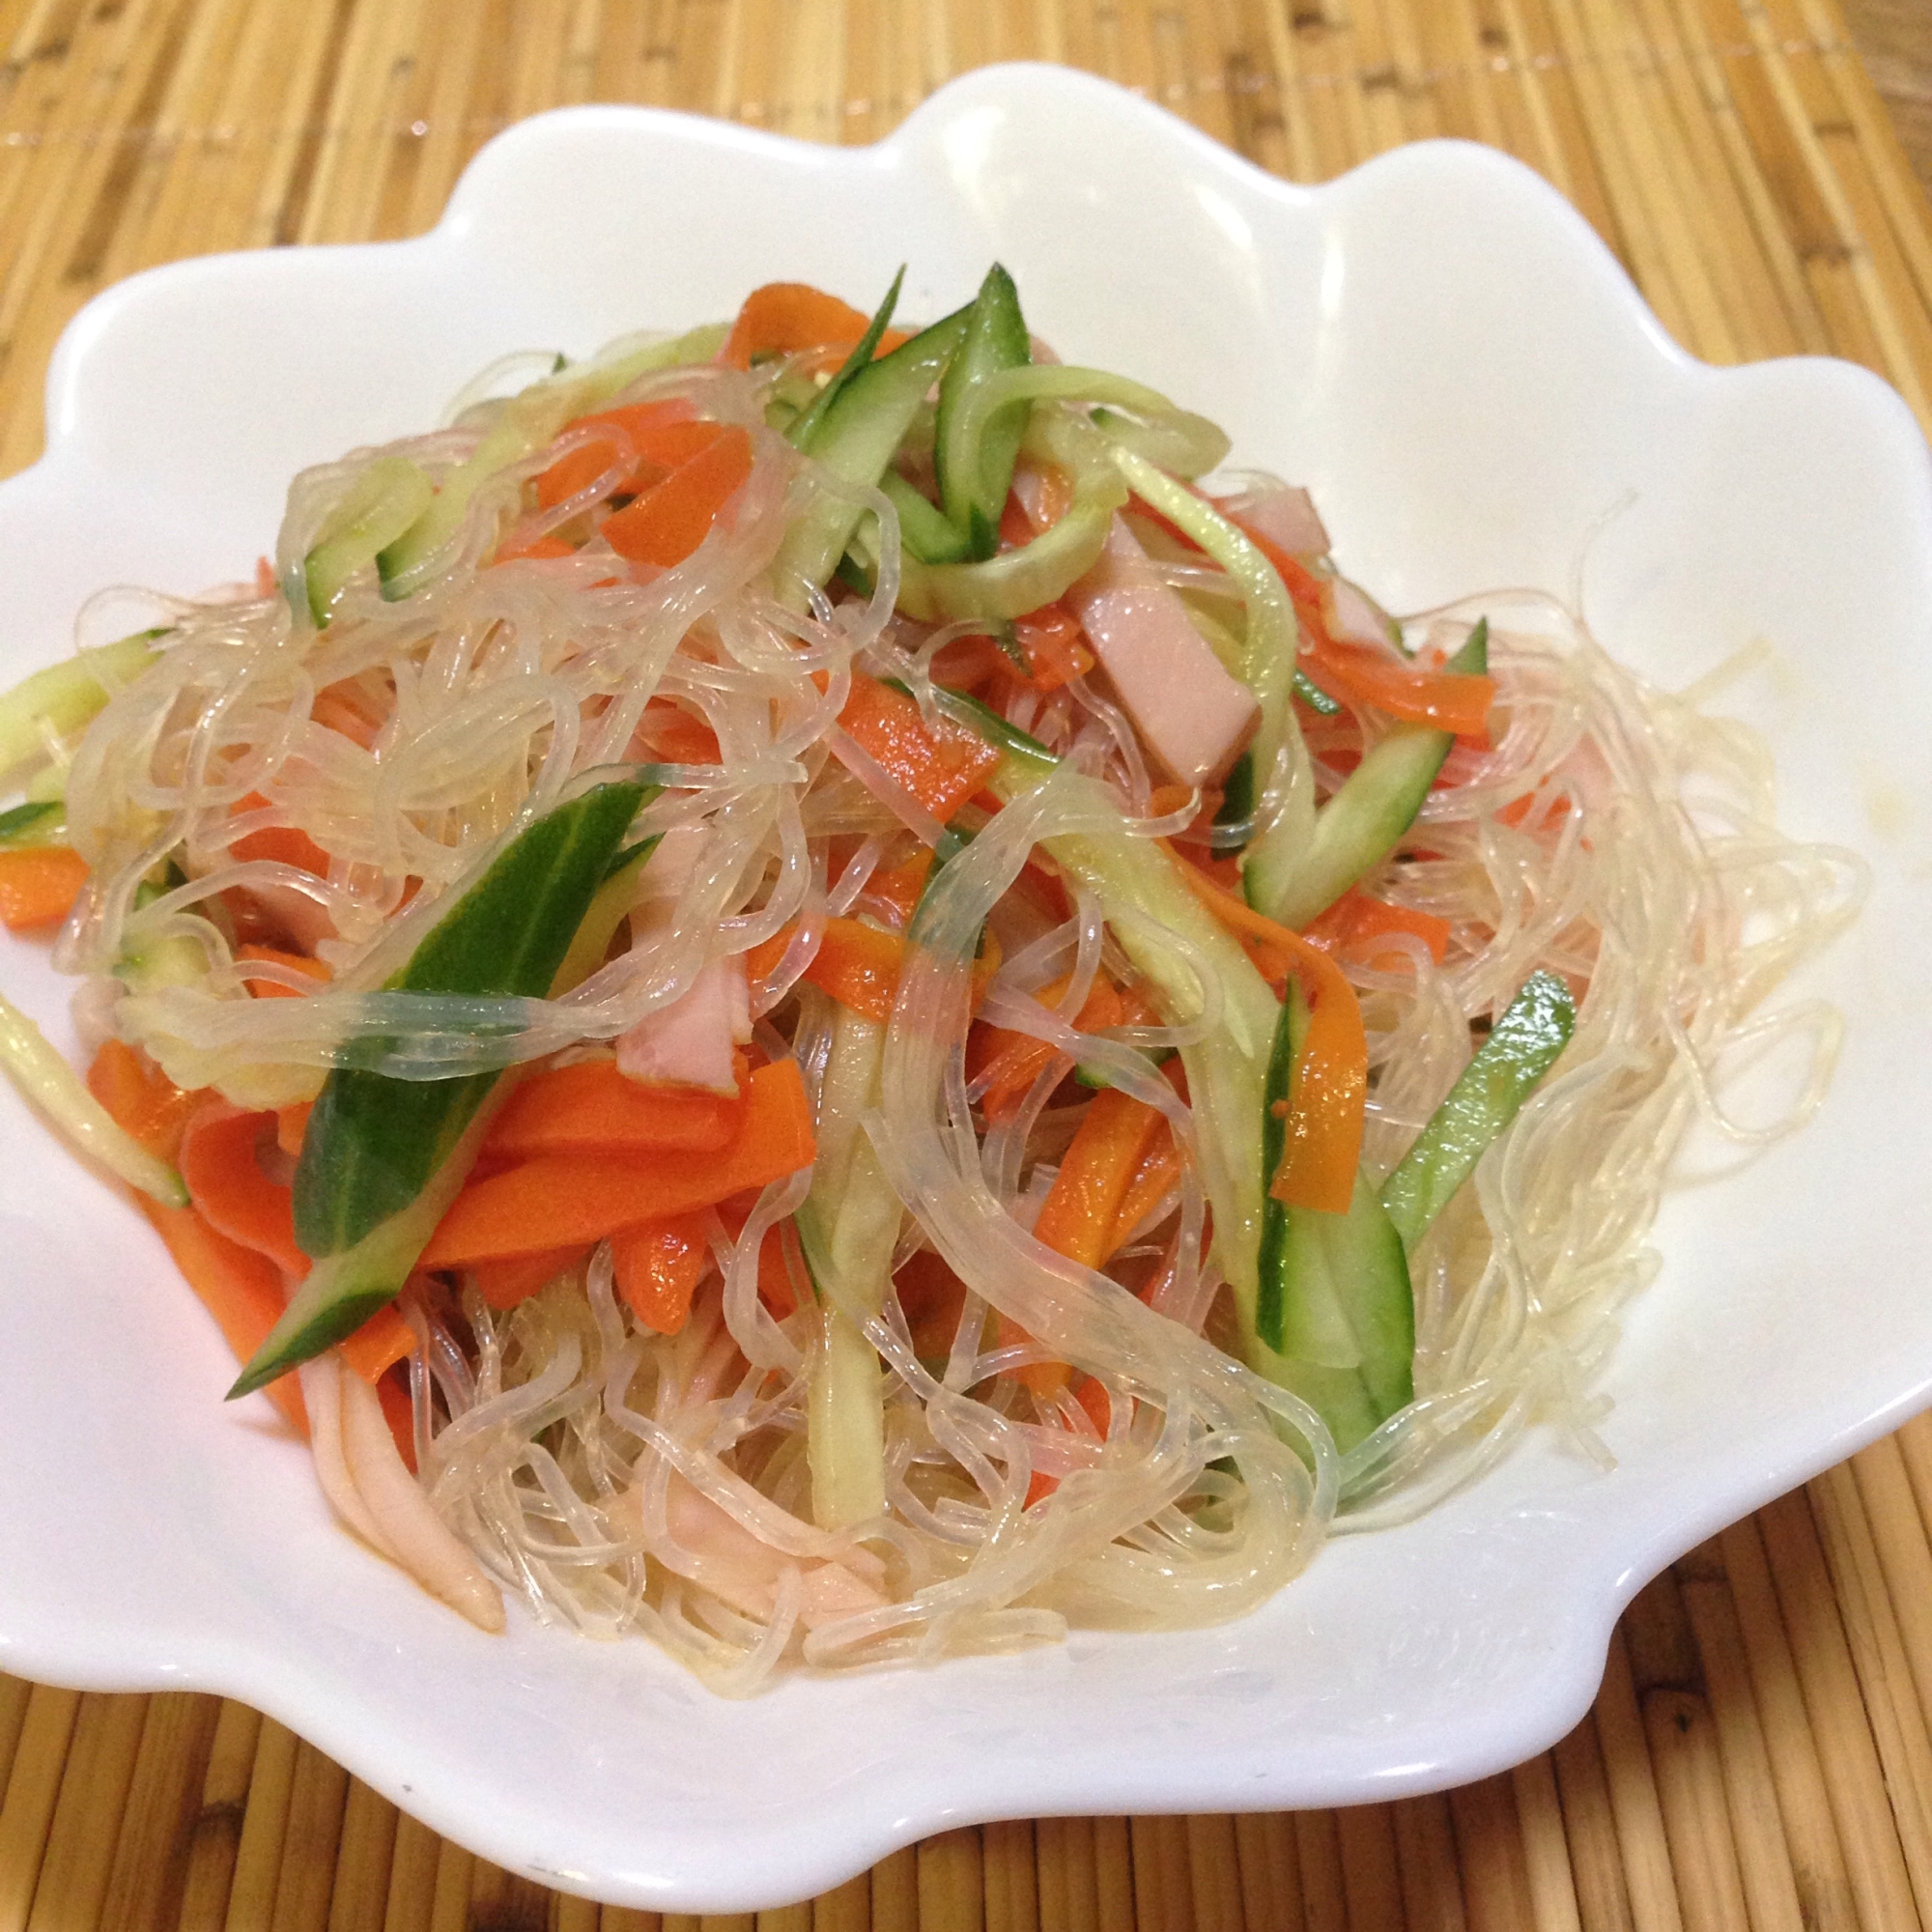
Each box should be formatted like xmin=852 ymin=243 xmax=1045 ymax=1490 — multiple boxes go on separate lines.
xmin=1380 ymin=970 xmax=1577 ymax=1254
xmin=299 ymin=457 xmax=435 ymax=626
xmin=934 ymin=265 xmax=1032 ymax=559
xmin=232 ymin=780 xmax=647 ymax=1397
xmin=1253 ymin=981 xmax=1414 ymax=1454
xmin=777 ymin=307 xmax=972 ymax=601
xmin=0 ymin=631 xmax=164 ymax=779
xmin=1264 ymin=619 xmax=1489 ymax=932
xmin=877 ymin=470 xmax=975 ymax=566
xmin=291 ymin=778 xmax=649 ymax=1261
xmin=783 ymin=267 xmax=905 ymax=453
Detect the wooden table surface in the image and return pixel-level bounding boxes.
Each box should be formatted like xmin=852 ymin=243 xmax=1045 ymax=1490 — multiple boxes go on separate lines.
xmin=1844 ymin=0 xmax=1932 ymax=187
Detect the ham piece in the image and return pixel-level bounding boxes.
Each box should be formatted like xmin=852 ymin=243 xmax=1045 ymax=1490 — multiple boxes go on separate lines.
xmin=1065 ymin=516 xmax=1259 ymax=788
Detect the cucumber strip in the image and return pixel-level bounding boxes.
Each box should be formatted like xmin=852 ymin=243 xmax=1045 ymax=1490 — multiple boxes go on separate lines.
xmin=877 ymin=470 xmax=975 ymax=565
xmin=888 ymin=489 xmax=1120 ymax=623
xmin=1379 ymin=970 xmax=1576 ymax=1253
xmin=796 ymin=1006 xmax=901 ymax=1529
xmin=0 ymin=631 xmax=163 ymax=776
xmin=775 ymin=307 xmax=971 ymax=601
xmin=0 ymin=990 xmax=186 ymax=1208
xmin=1294 ymin=671 xmax=1342 ymax=716
xmin=1264 ymin=619 xmax=1489 ymax=931
xmin=549 ymin=830 xmax=664 ymax=996
xmin=300 ymin=457 xmax=434 ymax=626
xmin=783 ymin=266 xmax=904 ymax=452
xmin=375 ymin=322 xmax=727 ymax=594
xmin=1213 ymin=751 xmax=1257 ymax=848
xmin=934 ymin=264 xmax=1033 ymax=559
xmin=290 ymin=779 xmax=648 ymax=1260
xmin=0 ymin=800 xmax=63 ymax=845
xmin=230 ymin=1096 xmax=501 ymax=1399
xmin=234 ymin=780 xmax=648 ymax=1396
xmin=1253 ymin=981 xmax=1412 ymax=1451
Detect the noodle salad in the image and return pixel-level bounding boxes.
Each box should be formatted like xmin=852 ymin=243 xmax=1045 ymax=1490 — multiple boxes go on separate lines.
xmin=0 ymin=268 xmax=1860 ymax=1689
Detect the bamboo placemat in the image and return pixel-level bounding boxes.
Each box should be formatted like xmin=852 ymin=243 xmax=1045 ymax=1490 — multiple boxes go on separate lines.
xmin=2 ymin=1 xmax=1931 ymax=1927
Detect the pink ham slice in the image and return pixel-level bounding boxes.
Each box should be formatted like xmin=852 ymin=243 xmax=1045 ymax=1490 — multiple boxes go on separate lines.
xmin=613 ymin=827 xmax=752 ymax=1095
xmin=1065 ymin=516 xmax=1259 ymax=788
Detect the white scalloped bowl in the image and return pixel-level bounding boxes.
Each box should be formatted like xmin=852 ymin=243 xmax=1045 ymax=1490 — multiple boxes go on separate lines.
xmin=2 ymin=64 xmax=1930 ymax=1913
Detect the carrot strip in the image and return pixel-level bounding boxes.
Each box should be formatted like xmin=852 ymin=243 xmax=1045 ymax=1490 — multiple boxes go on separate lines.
xmin=534 ymin=400 xmax=703 ymax=508
xmin=86 ymin=1037 xmax=199 ymax=1162
xmin=1223 ymin=518 xmax=1493 ymax=737
xmin=468 ymin=1245 xmax=591 ymax=1312
xmin=862 ymin=849 xmax=932 ymax=926
xmin=0 ymin=845 xmax=89 ymax=929
xmin=1107 ymin=1121 xmax=1181 ymax=1256
xmin=719 ymin=283 xmax=912 ymax=371
xmin=1302 ymin=889 xmax=1451 ymax=967
xmin=1001 ymin=1089 xmax=1163 ymax=1404
xmin=1036 ymin=1088 xmax=1166 ymax=1274
xmin=136 ymin=1195 xmax=306 ymax=1436
xmin=179 ymin=1099 xmax=308 ymax=1278
xmin=486 ymin=1058 xmax=746 ymax=1159
xmin=1171 ymin=857 xmax=1367 ymax=1215
xmin=601 ymin=426 xmax=753 ymax=569
xmin=229 ymin=791 xmax=330 ymax=874
xmin=340 ymin=1302 xmax=415 ymax=1382
xmin=1012 ymin=603 xmax=1093 ymax=691
xmin=1025 ymin=1377 xmax=1113 ymax=1506
xmin=273 ymin=1100 xmax=312 ymax=1159
xmin=837 ymin=671 xmax=1002 ymax=821
xmin=236 ymin=944 xmax=331 ymax=999
xmin=611 ymin=1210 xmax=712 ymax=1333
xmin=972 ymin=974 xmax=1126 ymax=1122
xmin=491 ymin=532 xmax=580 ymax=566
xmin=895 ymin=1248 xmax=970 ymax=1362
xmin=422 ymin=1058 xmax=815 ymax=1265
xmin=638 ymin=698 xmax=723 ymax=765
xmin=803 ymin=917 xmax=902 ymax=1025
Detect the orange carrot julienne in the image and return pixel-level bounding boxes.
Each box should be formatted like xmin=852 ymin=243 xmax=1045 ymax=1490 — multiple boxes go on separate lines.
xmin=485 ymin=1057 xmax=746 ymax=1159
xmin=860 ymin=848 xmax=932 ymax=926
xmin=86 ymin=1037 xmax=199 ymax=1162
xmin=1171 ymin=856 xmax=1367 ymax=1215
xmin=969 ymin=972 xmax=1125 ymax=1122
xmin=836 ymin=671 xmax=1001 ymax=821
xmin=229 ymin=792 xmax=330 ymax=874
xmin=137 ymin=1194 xmax=307 ymax=1436
xmin=236 ymin=944 xmax=330 ymax=999
xmin=377 ymin=1372 xmax=416 ymax=1472
xmin=0 ymin=845 xmax=89 ymax=930
xmin=422 ymin=1058 xmax=815 ymax=1266
xmin=719 ymin=283 xmax=913 ymax=372
xmin=468 ymin=1244 xmax=592 ymax=1312
xmin=1224 ymin=517 xmax=1494 ymax=738
xmin=179 ymin=1098 xmax=308 ymax=1279
xmin=1107 ymin=1121 xmax=1181 ymax=1257
xmin=492 ymin=531 xmax=580 ymax=566
xmin=611 ymin=1211 xmax=713 ymax=1333
xmin=1002 ymin=1088 xmax=1163 ymax=1404
xmin=1025 ymin=1376 xmax=1113 ymax=1506
xmin=534 ymin=400 xmax=704 ymax=509
xmin=638 ymin=698 xmax=723 ymax=765
xmin=274 ymin=1100 xmax=312 ymax=1158
xmin=1302 ymin=889 xmax=1451 ymax=967
xmin=339 ymin=1301 xmax=415 ymax=1382
xmin=601 ymin=425 xmax=753 ymax=570
xmin=1035 ymin=1087 xmax=1166 ymax=1275
xmin=1011 ymin=603 xmax=1094 ymax=692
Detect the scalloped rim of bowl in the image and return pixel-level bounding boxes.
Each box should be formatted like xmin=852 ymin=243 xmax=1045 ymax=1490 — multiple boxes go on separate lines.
xmin=1 ymin=63 xmax=1929 ymax=1913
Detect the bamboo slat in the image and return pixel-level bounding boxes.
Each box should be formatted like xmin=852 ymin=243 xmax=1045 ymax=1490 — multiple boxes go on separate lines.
xmin=0 ymin=0 xmax=1930 ymax=1927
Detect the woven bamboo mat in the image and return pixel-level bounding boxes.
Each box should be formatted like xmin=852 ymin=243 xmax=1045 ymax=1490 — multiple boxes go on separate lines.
xmin=2 ymin=0 xmax=1931 ymax=1927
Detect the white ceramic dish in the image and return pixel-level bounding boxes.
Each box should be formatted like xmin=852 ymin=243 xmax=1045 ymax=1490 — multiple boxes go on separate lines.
xmin=1 ymin=63 xmax=1929 ymax=1913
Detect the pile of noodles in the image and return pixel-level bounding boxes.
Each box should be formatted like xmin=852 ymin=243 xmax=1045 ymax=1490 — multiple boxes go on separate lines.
xmin=56 ymin=333 xmax=1863 ymax=1690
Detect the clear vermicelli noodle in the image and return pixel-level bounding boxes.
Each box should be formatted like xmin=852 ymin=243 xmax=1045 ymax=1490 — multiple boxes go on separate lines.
xmin=0 ymin=270 xmax=1861 ymax=1690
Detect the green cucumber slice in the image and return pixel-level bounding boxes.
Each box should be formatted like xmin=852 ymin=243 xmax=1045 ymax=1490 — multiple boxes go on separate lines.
xmin=227 ymin=779 xmax=649 ymax=1398
xmin=1260 ymin=618 xmax=1489 ymax=930
xmin=776 ymin=307 xmax=971 ymax=600
xmin=1379 ymin=970 xmax=1576 ymax=1253
xmin=933 ymin=264 xmax=1032 ymax=559
xmin=300 ymin=457 xmax=433 ymax=625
